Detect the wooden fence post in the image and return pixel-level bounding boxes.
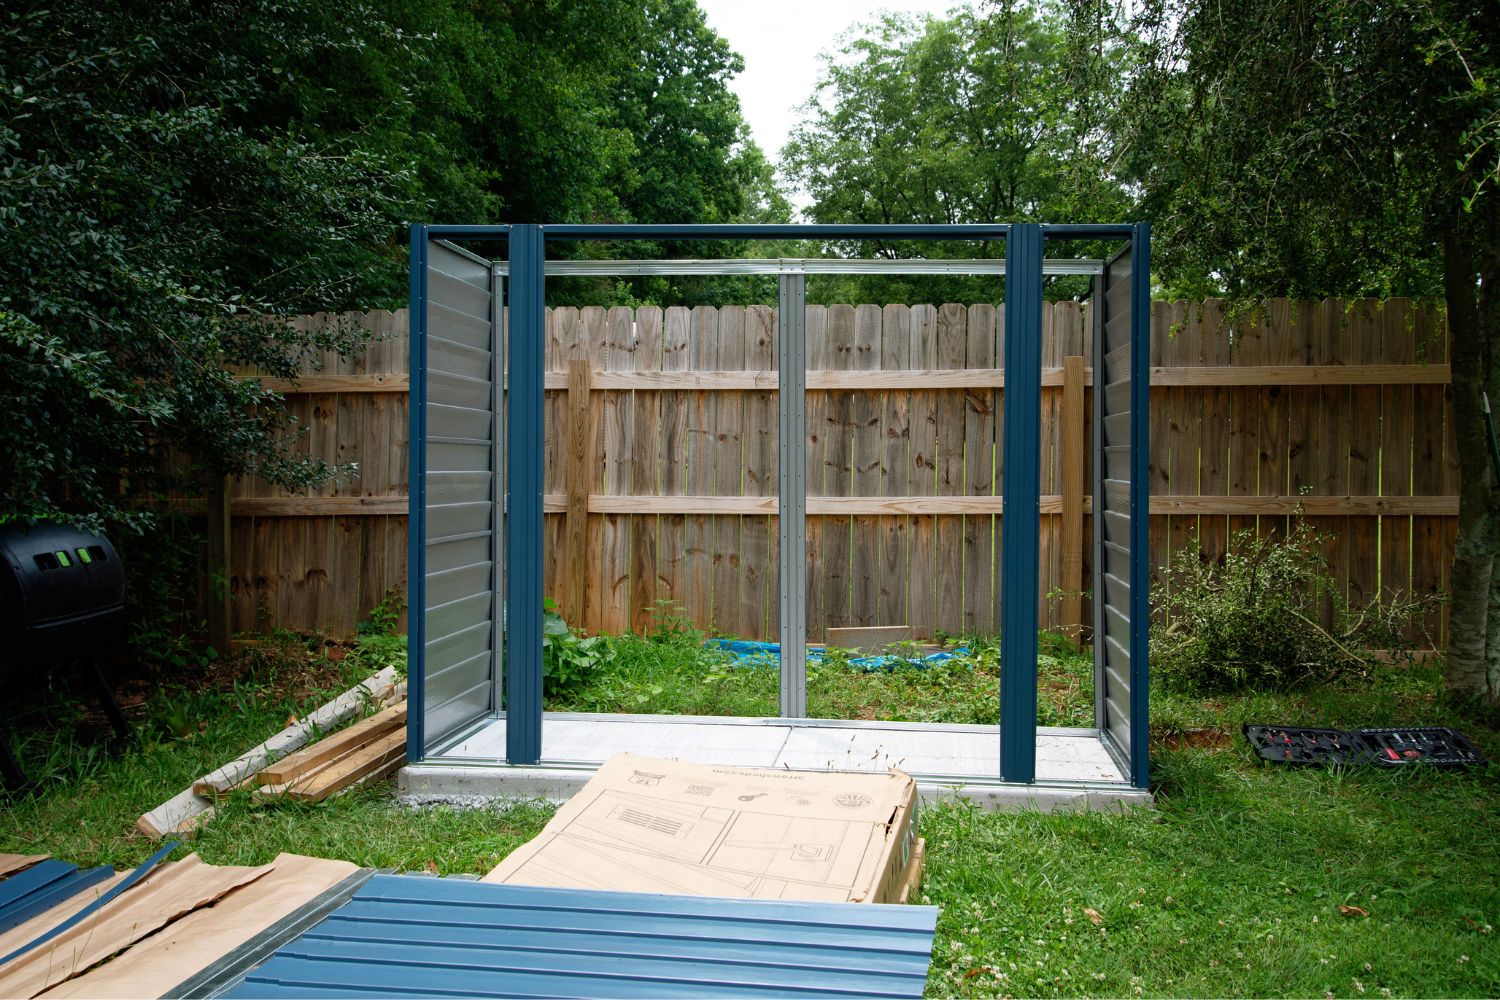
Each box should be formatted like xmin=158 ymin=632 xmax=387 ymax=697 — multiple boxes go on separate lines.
xmin=206 ymin=475 xmax=232 ymax=654
xmin=564 ymin=359 xmax=593 ymax=620
xmin=1060 ymin=356 xmax=1086 ymax=645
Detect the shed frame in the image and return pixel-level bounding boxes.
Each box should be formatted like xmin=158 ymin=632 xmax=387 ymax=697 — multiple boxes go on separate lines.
xmin=406 ymin=223 xmax=1150 ymax=790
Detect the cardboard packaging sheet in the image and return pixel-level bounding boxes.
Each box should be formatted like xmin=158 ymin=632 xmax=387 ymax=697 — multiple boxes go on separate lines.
xmin=483 ymin=753 xmax=921 ymax=903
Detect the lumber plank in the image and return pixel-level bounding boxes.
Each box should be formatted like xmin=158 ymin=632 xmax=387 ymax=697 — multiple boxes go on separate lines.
xmin=187 ymin=491 xmax=1465 ymax=518
xmin=879 ymin=305 xmax=913 ymax=632
xmin=850 ymin=304 xmax=883 ymax=628
xmin=677 ymin=307 xmax=715 ymax=632
xmin=529 ymin=363 xmax=1451 ymax=391
xmin=803 ymin=306 xmax=828 ymax=640
xmin=136 ymin=669 xmax=402 ymax=838
xmin=563 ymin=360 xmax=593 ymax=620
xmin=962 ymin=303 xmax=999 ymax=636
xmin=255 ymin=701 xmax=407 ymax=786
xmin=711 ymin=306 xmax=746 ymax=637
xmin=907 ymin=307 xmax=938 ymax=642
xmin=284 ymin=728 xmax=407 ymax=802
xmin=740 ymin=304 xmax=776 ymax=639
xmin=933 ymin=303 xmax=967 ymax=637
xmin=241 ymin=373 xmax=410 ymax=394
xmin=816 ymin=305 xmax=856 ymax=637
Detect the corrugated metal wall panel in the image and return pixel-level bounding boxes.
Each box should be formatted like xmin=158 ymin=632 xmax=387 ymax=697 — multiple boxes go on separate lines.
xmin=224 ymin=875 xmax=937 ymax=999
xmin=1098 ymin=242 xmax=1136 ymax=775
xmin=421 ymin=241 xmax=500 ymax=751
xmin=0 ymin=861 xmax=117 ymax=935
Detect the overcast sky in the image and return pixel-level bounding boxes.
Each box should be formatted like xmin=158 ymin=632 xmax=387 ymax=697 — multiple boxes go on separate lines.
xmin=696 ymin=0 xmax=961 ymax=164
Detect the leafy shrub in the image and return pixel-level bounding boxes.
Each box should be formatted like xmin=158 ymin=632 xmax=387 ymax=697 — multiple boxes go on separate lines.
xmin=542 ymin=599 xmax=614 ymax=697
xmin=347 ymin=591 xmax=407 ymax=677
xmin=1151 ymin=523 xmax=1434 ymax=692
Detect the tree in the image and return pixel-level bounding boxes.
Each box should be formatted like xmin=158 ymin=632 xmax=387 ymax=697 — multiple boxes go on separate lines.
xmin=781 ymin=1 xmax=1131 ymax=301
xmin=0 ymin=1 xmax=416 ymax=533
xmin=1 ymin=0 xmax=780 ymax=541
xmin=1124 ymin=0 xmax=1500 ymax=701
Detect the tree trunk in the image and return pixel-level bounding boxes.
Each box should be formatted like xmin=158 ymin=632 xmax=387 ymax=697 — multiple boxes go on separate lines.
xmin=1445 ymin=194 xmax=1500 ymax=703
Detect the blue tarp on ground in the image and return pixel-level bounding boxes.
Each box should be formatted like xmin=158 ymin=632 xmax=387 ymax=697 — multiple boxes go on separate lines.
xmin=705 ymin=638 xmax=968 ymax=671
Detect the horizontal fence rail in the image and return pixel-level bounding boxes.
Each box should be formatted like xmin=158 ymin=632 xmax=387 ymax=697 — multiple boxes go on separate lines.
xmin=195 ymin=298 xmax=1454 ymax=647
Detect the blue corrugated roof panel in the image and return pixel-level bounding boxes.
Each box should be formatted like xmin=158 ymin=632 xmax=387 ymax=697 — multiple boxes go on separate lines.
xmin=0 ymin=864 xmax=113 ymax=934
xmin=226 ymin=874 xmax=937 ymax=999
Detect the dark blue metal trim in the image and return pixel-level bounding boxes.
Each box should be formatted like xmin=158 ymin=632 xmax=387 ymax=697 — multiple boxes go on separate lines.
xmin=1040 ymin=224 xmax=1136 ymax=240
xmin=0 ymin=841 xmax=178 ymax=968
xmin=542 ymin=223 xmax=1009 ymax=241
xmin=0 ymin=864 xmax=113 ymax=933
xmin=406 ymin=225 xmax=428 ymax=760
xmin=0 ymin=859 xmax=76 ymax=908
xmin=999 ymin=223 xmax=1042 ymax=783
xmin=1129 ymin=223 xmax=1152 ymax=789
xmin=423 ymin=225 xmax=514 ymax=239
xmin=506 ymin=226 xmax=545 ymax=764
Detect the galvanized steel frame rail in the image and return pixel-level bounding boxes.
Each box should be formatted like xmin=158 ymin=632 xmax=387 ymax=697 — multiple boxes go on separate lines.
xmin=777 ymin=274 xmax=808 ymax=718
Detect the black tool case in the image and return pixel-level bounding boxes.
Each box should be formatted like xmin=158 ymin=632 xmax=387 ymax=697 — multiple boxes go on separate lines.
xmin=1243 ymin=724 xmax=1488 ymax=769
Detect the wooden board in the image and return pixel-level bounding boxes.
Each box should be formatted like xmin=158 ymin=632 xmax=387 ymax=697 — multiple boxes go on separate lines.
xmin=255 ymin=701 xmax=406 ymax=786
xmin=741 ymin=305 xmax=777 ymax=639
xmin=284 ymin=728 xmax=407 ymax=802
xmin=879 ymin=305 xmax=913 ymax=631
xmin=816 ymin=305 xmax=856 ymax=636
xmin=137 ymin=668 xmax=401 ymax=837
xmin=712 ymin=307 xmax=747 ymax=637
xmin=963 ymin=303 xmax=999 ymax=636
xmin=906 ymin=305 xmax=939 ymax=640
xmin=849 ymin=305 xmax=883 ymax=627
xmin=933 ymin=304 xmax=967 ymax=637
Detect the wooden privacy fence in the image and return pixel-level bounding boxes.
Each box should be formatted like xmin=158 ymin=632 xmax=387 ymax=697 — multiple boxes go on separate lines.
xmin=209 ymin=298 xmax=1456 ymax=647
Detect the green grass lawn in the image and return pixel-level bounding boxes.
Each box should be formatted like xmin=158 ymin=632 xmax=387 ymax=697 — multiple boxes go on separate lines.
xmin=548 ymin=628 xmax=1095 ymax=727
xmin=2 ymin=629 xmax=1497 ymax=998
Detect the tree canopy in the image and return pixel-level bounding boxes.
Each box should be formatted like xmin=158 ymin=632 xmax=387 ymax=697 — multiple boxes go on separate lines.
xmin=1122 ymin=0 xmax=1498 ymax=700
xmin=780 ymin=1 xmax=1130 ymax=301
xmin=0 ymin=0 xmax=771 ymax=533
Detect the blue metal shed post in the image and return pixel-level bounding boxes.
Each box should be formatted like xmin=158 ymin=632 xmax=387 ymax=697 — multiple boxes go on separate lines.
xmin=999 ymin=222 xmax=1042 ymax=783
xmin=506 ymin=225 xmax=545 ymax=764
xmin=1129 ymin=223 xmax=1152 ymax=788
xmin=406 ymin=225 xmax=428 ymax=761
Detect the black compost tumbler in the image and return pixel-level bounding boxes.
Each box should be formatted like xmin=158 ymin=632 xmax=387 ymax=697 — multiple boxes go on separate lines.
xmin=0 ymin=520 xmax=131 ymax=790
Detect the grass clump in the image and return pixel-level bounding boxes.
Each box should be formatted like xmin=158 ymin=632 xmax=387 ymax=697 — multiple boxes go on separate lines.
xmin=1152 ymin=523 xmax=1434 ymax=692
xmin=920 ymin=659 xmax=1500 ymax=998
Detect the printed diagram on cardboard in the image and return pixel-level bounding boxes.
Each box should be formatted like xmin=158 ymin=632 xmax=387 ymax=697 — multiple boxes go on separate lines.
xmin=511 ymin=787 xmax=876 ymax=899
xmin=483 ymin=754 xmax=917 ymax=902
